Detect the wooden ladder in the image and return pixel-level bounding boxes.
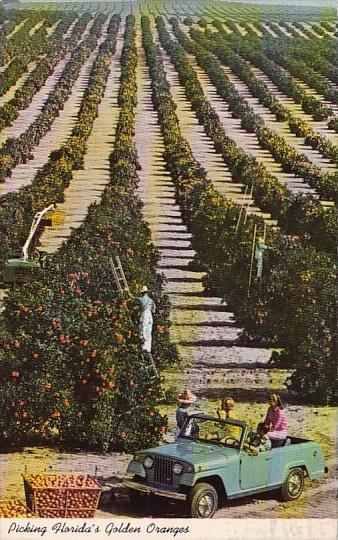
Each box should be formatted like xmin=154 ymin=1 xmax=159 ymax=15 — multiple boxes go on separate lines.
xmin=109 ymin=256 xmax=130 ymax=296
xmin=141 ymin=350 xmax=160 ymax=380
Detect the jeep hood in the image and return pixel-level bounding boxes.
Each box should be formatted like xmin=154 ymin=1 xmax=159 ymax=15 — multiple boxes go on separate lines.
xmin=137 ymin=440 xmax=238 ymax=470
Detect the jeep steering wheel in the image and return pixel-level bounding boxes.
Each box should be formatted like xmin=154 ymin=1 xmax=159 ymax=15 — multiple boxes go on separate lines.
xmin=222 ymin=437 xmax=239 ymax=447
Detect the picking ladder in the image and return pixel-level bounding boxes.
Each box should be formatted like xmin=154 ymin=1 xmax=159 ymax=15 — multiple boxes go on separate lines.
xmin=109 ymin=256 xmax=160 ymax=380
xmin=109 ymin=256 xmax=130 ymax=296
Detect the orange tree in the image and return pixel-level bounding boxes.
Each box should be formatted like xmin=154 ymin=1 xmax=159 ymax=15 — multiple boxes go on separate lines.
xmin=0 ymin=15 xmax=120 ymax=274
xmin=0 ymin=13 xmax=87 ymax=131
xmin=144 ymin=16 xmax=336 ymax=405
xmin=0 ymin=15 xmax=178 ymax=451
xmin=161 ymin=19 xmax=336 ymax=255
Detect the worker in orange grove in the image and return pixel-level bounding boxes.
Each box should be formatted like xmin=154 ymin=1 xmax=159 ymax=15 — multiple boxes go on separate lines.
xmin=264 ymin=393 xmax=288 ymax=448
xmin=137 ymin=285 xmax=156 ymax=354
xmin=255 ymin=237 xmax=269 ymax=279
xmin=176 ymin=389 xmax=197 ymax=433
xmin=216 ymin=397 xmax=238 ymax=439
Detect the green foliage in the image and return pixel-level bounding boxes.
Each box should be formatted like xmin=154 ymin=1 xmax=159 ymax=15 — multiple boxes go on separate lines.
xmin=0 ymin=14 xmax=109 ymax=182
xmin=0 ymin=15 xmax=178 ymax=451
xmin=145 ymin=16 xmax=336 ymax=405
xmin=0 ymin=14 xmax=88 ymax=131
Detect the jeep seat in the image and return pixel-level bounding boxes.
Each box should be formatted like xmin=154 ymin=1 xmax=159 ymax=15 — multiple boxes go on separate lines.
xmin=282 ymin=437 xmax=291 ymax=446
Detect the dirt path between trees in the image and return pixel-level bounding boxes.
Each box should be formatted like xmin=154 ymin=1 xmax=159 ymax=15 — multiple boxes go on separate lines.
xmin=38 ymin=22 xmax=124 ymax=253
xmin=0 ymin=18 xmax=109 ymax=195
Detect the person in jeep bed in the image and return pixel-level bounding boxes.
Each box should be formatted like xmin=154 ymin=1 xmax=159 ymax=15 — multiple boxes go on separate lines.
xmin=265 ymin=394 xmax=288 ymax=448
xmin=246 ymin=422 xmax=272 ymax=454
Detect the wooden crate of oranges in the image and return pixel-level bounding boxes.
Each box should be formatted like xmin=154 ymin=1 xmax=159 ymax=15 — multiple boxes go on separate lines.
xmin=23 ymin=473 xmax=102 ymax=518
xmin=0 ymin=499 xmax=34 ymax=518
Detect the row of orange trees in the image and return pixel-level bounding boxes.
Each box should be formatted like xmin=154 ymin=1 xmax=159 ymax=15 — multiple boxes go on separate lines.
xmin=203 ymin=19 xmax=338 ymax=135
xmin=212 ymin=20 xmax=334 ymax=121
xmin=272 ymin=34 xmax=337 ymax=86
xmin=173 ymin=21 xmax=337 ymax=201
xmin=1 ymin=8 xmax=27 ymax=40
xmin=0 ymin=14 xmax=105 ymax=182
xmin=0 ymin=14 xmax=178 ymax=451
xmin=158 ymin=19 xmax=335 ymax=256
xmin=0 ymin=11 xmax=60 ymax=96
xmin=144 ymin=15 xmax=336 ymax=405
xmin=0 ymin=13 xmax=87 ymax=131
xmin=192 ymin=23 xmax=338 ymax=167
xmin=262 ymin=37 xmax=338 ymax=106
xmin=5 ymin=12 xmax=46 ymax=59
xmin=0 ymin=14 xmax=119 ymax=275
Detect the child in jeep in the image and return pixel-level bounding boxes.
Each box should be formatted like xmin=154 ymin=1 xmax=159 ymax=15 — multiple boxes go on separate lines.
xmin=246 ymin=422 xmax=272 ymax=454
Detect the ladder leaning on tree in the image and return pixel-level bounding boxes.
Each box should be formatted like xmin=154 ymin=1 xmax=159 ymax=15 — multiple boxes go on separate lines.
xmin=109 ymin=256 xmax=130 ymax=296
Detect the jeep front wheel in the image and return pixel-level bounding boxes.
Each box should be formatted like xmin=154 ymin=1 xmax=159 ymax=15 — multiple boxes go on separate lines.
xmin=280 ymin=468 xmax=304 ymax=501
xmin=189 ymin=483 xmax=218 ymax=518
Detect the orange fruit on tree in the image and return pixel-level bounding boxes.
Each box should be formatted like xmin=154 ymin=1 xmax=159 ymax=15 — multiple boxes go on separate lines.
xmin=114 ymin=333 xmax=124 ymax=343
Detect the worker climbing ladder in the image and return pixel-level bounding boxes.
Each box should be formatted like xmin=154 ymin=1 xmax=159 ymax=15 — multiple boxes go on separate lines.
xmin=109 ymin=256 xmax=160 ymax=380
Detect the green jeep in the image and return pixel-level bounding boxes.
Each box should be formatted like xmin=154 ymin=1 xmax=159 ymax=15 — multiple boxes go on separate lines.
xmin=123 ymin=413 xmax=327 ymax=518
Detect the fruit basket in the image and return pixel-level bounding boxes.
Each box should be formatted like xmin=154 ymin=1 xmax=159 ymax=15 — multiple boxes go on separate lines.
xmin=23 ymin=474 xmax=102 ymax=518
xmin=0 ymin=499 xmax=34 ymax=518
xmin=41 ymin=209 xmax=65 ymax=227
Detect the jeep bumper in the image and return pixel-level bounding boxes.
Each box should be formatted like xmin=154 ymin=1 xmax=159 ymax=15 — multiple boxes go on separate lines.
xmin=123 ymin=480 xmax=187 ymax=501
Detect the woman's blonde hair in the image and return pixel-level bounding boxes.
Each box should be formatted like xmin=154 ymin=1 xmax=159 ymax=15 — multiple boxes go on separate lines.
xmin=269 ymin=393 xmax=284 ymax=409
xmin=221 ymin=397 xmax=235 ymax=410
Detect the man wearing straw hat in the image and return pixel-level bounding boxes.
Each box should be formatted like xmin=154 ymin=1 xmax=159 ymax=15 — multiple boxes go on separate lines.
xmin=176 ymin=389 xmax=198 ymax=433
xmin=137 ymin=285 xmax=156 ymax=354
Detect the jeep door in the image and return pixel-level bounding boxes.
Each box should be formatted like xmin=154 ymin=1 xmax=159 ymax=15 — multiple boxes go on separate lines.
xmin=240 ymin=450 xmax=273 ymax=490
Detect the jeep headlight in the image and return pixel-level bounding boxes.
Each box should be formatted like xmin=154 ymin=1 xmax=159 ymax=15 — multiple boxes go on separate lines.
xmin=144 ymin=456 xmax=154 ymax=469
xmin=133 ymin=454 xmax=144 ymax=463
xmin=173 ymin=462 xmax=183 ymax=475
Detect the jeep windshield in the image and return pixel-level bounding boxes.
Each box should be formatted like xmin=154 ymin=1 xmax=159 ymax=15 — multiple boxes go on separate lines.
xmin=179 ymin=417 xmax=244 ymax=448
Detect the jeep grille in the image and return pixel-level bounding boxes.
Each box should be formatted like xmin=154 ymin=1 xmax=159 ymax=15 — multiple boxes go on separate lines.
xmin=150 ymin=456 xmax=175 ymax=486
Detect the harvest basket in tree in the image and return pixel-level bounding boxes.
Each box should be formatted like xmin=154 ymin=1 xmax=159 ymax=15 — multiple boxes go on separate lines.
xmin=23 ymin=473 xmax=101 ymax=518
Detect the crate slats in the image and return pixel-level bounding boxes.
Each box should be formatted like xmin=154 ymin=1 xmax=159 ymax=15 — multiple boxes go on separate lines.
xmin=23 ymin=473 xmax=101 ymax=518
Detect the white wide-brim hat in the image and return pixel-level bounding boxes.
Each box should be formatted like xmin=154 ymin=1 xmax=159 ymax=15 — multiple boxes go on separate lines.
xmin=141 ymin=286 xmax=148 ymax=293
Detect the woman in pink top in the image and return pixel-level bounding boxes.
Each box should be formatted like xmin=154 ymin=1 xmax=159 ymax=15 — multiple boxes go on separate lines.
xmin=264 ymin=394 xmax=287 ymax=448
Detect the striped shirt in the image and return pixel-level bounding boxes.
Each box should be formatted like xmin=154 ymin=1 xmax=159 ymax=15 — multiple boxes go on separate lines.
xmin=265 ymin=406 xmax=287 ymax=440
